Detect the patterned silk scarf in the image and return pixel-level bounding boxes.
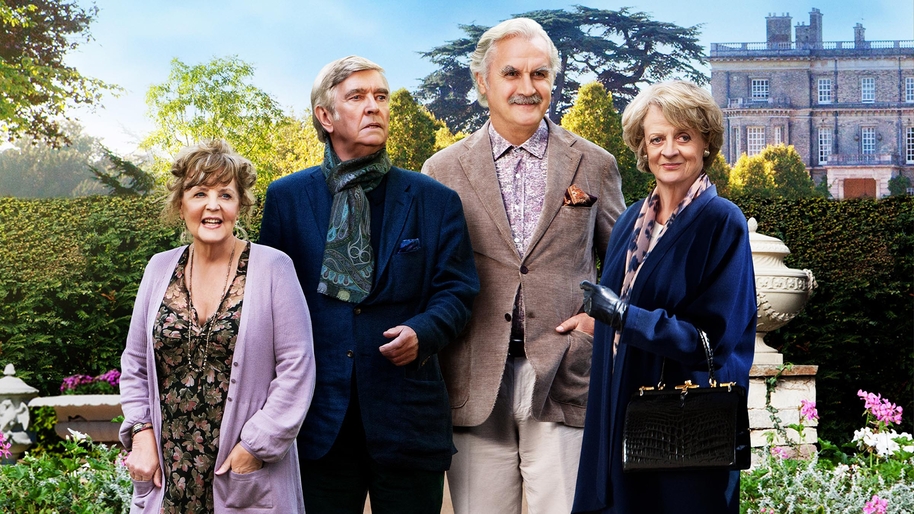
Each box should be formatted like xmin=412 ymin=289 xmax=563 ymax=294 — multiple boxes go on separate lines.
xmin=317 ymin=143 xmax=391 ymax=303
xmin=613 ymin=173 xmax=712 ymax=356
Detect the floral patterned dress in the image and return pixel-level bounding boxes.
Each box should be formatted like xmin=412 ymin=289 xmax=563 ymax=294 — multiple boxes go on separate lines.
xmin=153 ymin=244 xmax=249 ymax=513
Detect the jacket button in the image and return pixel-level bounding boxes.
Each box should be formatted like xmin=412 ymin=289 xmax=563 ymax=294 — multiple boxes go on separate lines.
xmin=505 ymin=313 xmax=512 ymax=322
xmin=528 ymin=312 xmax=535 ymax=319
xmin=354 ymin=308 xmax=361 ymax=315
xmin=520 ymin=266 xmax=529 ymax=274
xmin=227 ymin=397 xmax=233 ymax=402
xmin=233 ymin=362 xmax=239 ymax=367
xmin=346 ymin=350 xmax=354 ymax=358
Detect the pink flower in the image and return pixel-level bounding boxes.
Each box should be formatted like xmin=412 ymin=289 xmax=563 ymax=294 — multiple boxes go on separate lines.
xmin=0 ymin=432 xmax=11 ymax=460
xmin=770 ymin=446 xmax=790 ymax=460
xmin=863 ymin=494 xmax=888 ymax=514
xmin=800 ymin=399 xmax=819 ymax=422
xmin=858 ymin=390 xmax=903 ymax=426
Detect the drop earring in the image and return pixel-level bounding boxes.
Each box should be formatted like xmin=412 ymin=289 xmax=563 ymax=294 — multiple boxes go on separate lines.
xmin=703 ymin=149 xmax=710 ymax=157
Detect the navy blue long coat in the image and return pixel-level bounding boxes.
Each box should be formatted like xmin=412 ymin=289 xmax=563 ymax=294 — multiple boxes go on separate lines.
xmin=572 ymin=186 xmax=756 ymax=514
xmin=260 ymin=166 xmax=479 ymax=472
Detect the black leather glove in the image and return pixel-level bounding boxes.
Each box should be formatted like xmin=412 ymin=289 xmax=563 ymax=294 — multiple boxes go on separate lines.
xmin=580 ymin=280 xmax=627 ymax=331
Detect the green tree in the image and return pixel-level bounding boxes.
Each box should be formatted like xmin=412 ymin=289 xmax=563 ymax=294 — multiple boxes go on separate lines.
xmin=759 ymin=144 xmax=820 ymax=199
xmin=142 ymin=56 xmax=287 ymax=190
xmin=89 ymin=148 xmax=155 ymax=196
xmin=561 ymin=81 xmax=648 ymax=204
xmin=434 ymin=126 xmax=467 ymax=152
xmin=260 ymin=111 xmax=324 ymax=179
xmin=730 ymin=153 xmax=776 ymax=198
xmin=705 ymin=153 xmax=731 ymax=198
xmin=888 ymin=174 xmax=911 ymax=196
xmin=417 ymin=6 xmax=706 ymax=132
xmin=388 ymin=88 xmax=439 ymax=171
xmin=0 ymin=122 xmax=107 ymax=197
xmin=0 ymin=0 xmax=114 ymax=145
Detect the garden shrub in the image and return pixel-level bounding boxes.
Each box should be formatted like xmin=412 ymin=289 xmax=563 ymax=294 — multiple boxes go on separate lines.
xmin=0 ymin=432 xmax=131 ymax=513
xmin=0 ymin=196 xmax=180 ymax=395
xmin=733 ymin=195 xmax=914 ymax=442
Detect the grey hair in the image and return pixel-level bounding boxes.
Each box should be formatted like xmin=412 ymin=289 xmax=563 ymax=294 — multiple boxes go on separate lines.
xmin=468 ymin=17 xmax=560 ymax=108
xmin=310 ymin=55 xmax=389 ymax=143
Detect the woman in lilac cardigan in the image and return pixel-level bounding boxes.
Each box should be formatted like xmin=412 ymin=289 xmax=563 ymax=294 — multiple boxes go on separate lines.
xmin=119 ymin=140 xmax=316 ymax=513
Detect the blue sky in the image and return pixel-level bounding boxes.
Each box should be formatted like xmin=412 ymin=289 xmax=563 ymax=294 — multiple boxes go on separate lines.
xmin=64 ymin=0 xmax=913 ymax=154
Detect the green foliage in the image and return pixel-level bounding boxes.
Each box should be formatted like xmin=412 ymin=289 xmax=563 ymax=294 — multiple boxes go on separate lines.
xmin=0 ymin=435 xmax=131 ymax=513
xmin=734 ymin=195 xmax=914 ymax=442
xmin=706 ymin=153 xmax=732 ymax=197
xmin=142 ymin=56 xmax=287 ymax=191
xmin=417 ymin=6 xmax=706 ymax=132
xmin=89 ymin=148 xmax=155 ymax=196
xmin=0 ymin=122 xmax=108 ymax=198
xmin=0 ymin=0 xmax=116 ymax=145
xmin=388 ymin=89 xmax=439 ymax=171
xmin=740 ymin=390 xmax=914 ymax=513
xmin=0 ymin=196 xmax=180 ymax=395
xmin=759 ymin=145 xmax=821 ymax=199
xmin=261 ymin=111 xmax=324 ymax=178
xmin=561 ymin=81 xmax=650 ymax=204
xmin=731 ymin=146 xmax=822 ymax=199
xmin=888 ymin=174 xmax=912 ymax=197
xmin=730 ymin=153 xmax=776 ymax=198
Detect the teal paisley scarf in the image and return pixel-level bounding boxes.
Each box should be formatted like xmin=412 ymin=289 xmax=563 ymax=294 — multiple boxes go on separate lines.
xmin=317 ymin=143 xmax=391 ymax=303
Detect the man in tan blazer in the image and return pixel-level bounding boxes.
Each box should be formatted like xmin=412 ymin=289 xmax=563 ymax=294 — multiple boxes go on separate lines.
xmin=422 ymin=17 xmax=625 ymax=514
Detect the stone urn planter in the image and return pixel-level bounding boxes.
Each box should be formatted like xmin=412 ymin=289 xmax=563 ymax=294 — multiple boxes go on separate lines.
xmin=748 ymin=217 xmax=817 ymax=364
xmin=29 ymin=394 xmax=123 ymax=445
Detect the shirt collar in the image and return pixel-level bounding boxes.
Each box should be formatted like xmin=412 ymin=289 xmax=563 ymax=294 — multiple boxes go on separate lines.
xmin=488 ymin=119 xmax=549 ymax=161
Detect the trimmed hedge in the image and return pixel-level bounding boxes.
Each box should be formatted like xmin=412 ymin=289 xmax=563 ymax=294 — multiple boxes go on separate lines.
xmin=732 ymin=195 xmax=914 ymax=441
xmin=0 ymin=196 xmax=180 ymax=395
xmin=0 ymin=195 xmax=910 ymax=443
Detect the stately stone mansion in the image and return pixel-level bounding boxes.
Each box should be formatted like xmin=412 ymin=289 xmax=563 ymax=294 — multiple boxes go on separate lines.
xmin=709 ymin=8 xmax=914 ymax=198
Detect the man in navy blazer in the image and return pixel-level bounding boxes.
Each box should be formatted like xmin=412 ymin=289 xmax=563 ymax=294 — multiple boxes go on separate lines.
xmin=259 ymin=56 xmax=479 ymax=514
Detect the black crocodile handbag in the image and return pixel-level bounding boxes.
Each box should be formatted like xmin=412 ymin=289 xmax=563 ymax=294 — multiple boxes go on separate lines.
xmin=622 ymin=329 xmax=751 ymax=472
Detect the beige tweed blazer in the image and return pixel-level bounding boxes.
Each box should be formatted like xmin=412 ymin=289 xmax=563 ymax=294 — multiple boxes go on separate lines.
xmin=423 ymin=119 xmax=625 ymax=427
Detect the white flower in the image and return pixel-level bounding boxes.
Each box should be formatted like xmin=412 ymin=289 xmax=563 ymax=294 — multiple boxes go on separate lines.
xmin=66 ymin=428 xmax=87 ymax=441
xmin=853 ymin=426 xmax=914 ymax=457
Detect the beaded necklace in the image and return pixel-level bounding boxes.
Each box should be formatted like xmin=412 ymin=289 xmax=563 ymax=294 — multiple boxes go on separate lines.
xmin=186 ymin=241 xmax=236 ymax=373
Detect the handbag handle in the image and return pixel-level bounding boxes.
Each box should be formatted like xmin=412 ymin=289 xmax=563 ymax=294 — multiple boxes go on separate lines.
xmin=654 ymin=327 xmax=717 ymax=389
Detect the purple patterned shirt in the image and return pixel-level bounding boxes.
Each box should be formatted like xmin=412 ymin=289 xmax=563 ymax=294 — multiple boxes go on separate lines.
xmin=488 ymin=119 xmax=549 ymax=257
xmin=489 ymin=119 xmax=549 ymax=336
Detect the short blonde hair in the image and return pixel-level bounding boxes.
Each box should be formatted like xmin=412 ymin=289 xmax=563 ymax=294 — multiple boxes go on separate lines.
xmin=621 ymin=81 xmax=724 ymax=173
xmin=163 ymin=139 xmax=257 ymax=223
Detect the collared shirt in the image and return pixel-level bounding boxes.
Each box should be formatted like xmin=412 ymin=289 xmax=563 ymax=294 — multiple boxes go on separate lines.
xmin=489 ymin=119 xmax=550 ymax=339
xmin=489 ymin=119 xmax=549 ymax=257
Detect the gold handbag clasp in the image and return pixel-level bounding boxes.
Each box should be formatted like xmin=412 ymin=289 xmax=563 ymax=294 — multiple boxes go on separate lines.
xmin=674 ymin=380 xmax=699 ymax=393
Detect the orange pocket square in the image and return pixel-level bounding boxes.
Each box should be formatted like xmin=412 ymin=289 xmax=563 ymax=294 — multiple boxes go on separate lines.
xmin=564 ymin=184 xmax=597 ymax=206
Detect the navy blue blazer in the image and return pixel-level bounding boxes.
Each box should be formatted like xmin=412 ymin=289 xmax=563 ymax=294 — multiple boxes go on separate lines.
xmin=259 ymin=166 xmax=479 ymax=471
xmin=572 ymin=186 xmax=756 ymax=513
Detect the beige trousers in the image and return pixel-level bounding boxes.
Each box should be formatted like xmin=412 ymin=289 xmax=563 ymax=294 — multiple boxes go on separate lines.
xmin=447 ymin=356 xmax=584 ymax=514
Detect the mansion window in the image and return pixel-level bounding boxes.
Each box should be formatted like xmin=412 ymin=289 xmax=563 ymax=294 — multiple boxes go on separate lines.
xmin=747 ymin=127 xmax=765 ymax=156
xmin=906 ymin=127 xmax=914 ymax=164
xmin=861 ymin=127 xmax=876 ymax=155
xmin=774 ymin=126 xmax=783 ymax=146
xmin=906 ymin=77 xmax=914 ymax=102
xmin=751 ymin=79 xmax=769 ymax=101
xmin=861 ymin=77 xmax=875 ymax=103
xmin=818 ymin=128 xmax=832 ymax=165
xmin=818 ymin=79 xmax=832 ymax=104
xmin=731 ymin=127 xmax=740 ymax=158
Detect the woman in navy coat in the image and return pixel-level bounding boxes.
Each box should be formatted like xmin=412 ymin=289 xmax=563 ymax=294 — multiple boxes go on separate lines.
xmin=572 ymin=81 xmax=756 ymax=514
